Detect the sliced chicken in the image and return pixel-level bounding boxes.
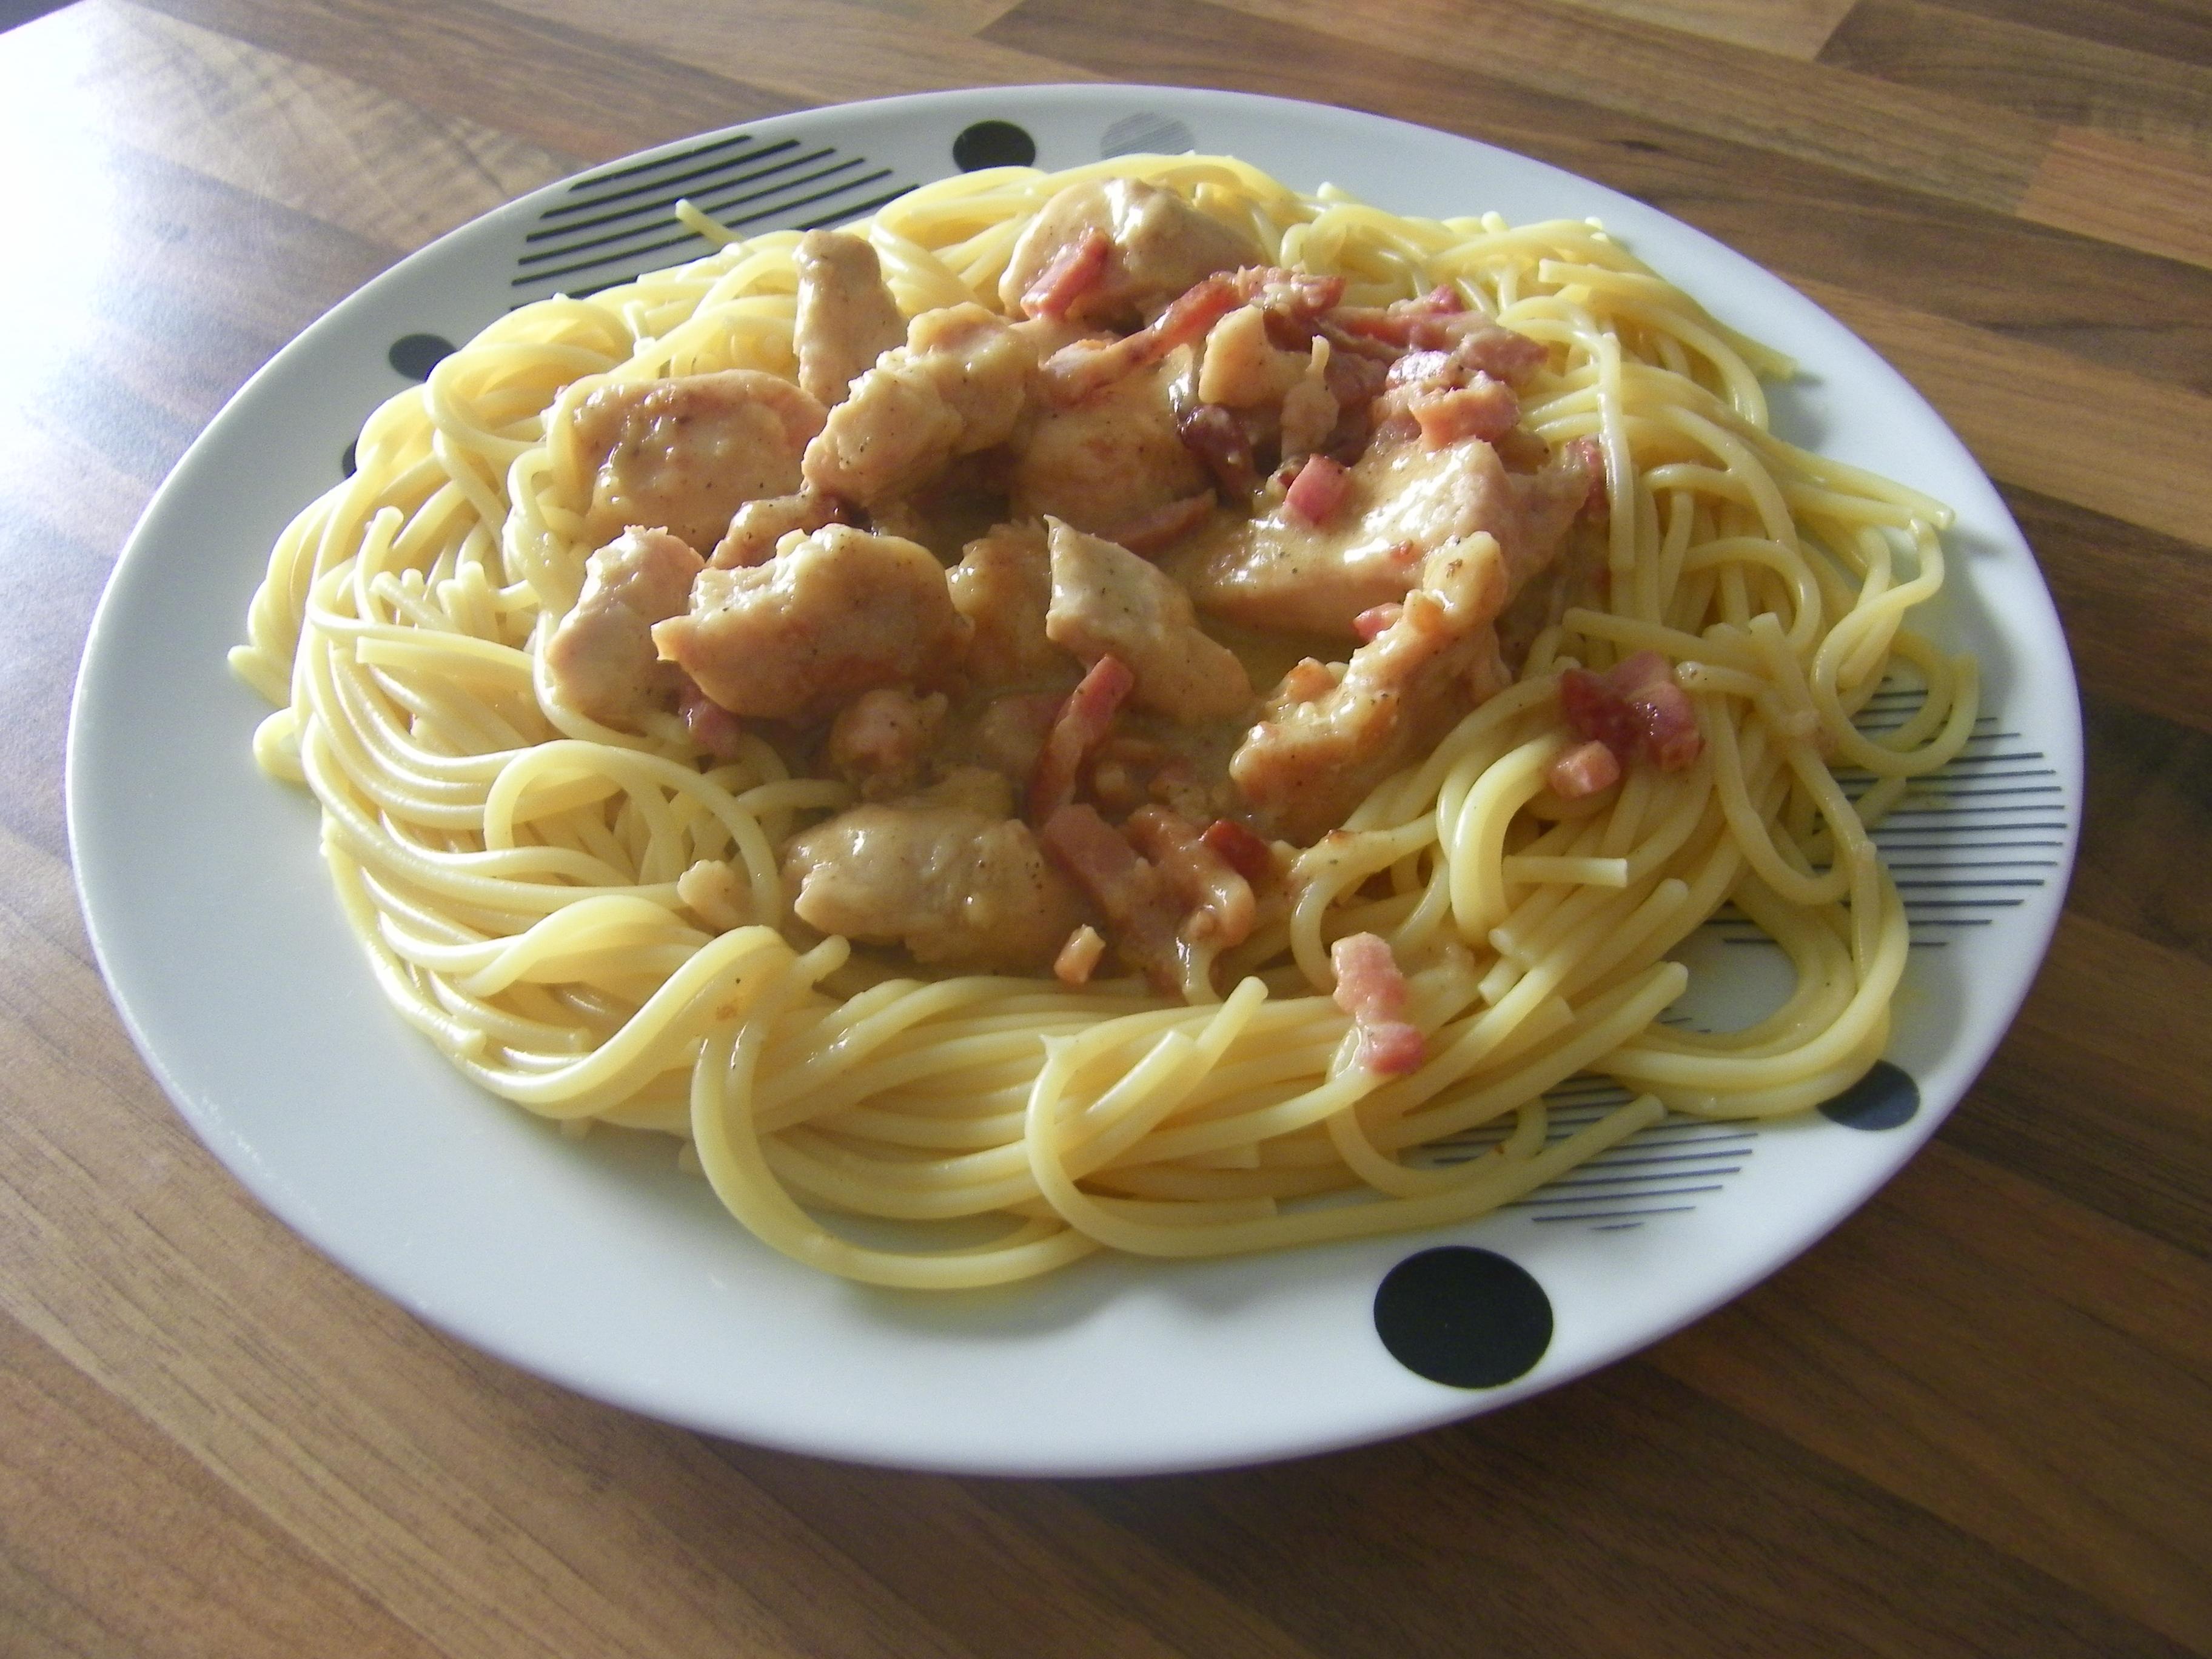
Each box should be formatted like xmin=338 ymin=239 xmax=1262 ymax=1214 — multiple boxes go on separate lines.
xmin=792 ymin=229 xmax=907 ymax=410
xmin=783 ymin=773 xmax=1087 ymax=973
xmin=1229 ymin=533 xmax=1513 ymax=842
xmin=1043 ymin=520 xmax=1252 ymax=722
xmin=652 ymin=525 xmax=967 ymax=725
xmin=1008 ymin=357 xmax=1209 ymax=534
xmin=800 ymin=303 xmax=1034 ymax=506
xmin=708 ymin=489 xmax=846 ymax=569
xmin=998 ymin=178 xmax=1262 ymax=326
xmin=1179 ymin=434 xmax=1596 ymax=638
xmin=541 ymin=527 xmax=703 ymax=730
xmin=1195 ymin=303 xmax=1310 ymax=409
xmin=568 ymin=370 xmax=826 ymax=554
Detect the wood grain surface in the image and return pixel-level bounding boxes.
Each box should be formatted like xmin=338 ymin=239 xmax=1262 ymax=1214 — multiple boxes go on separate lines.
xmin=4 ymin=0 xmax=2209 ymax=1653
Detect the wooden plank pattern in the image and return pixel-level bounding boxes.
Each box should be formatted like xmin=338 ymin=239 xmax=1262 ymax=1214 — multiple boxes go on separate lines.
xmin=139 ymin=0 xmax=808 ymax=164
xmin=1794 ymin=273 xmax=2212 ymax=551
xmin=1550 ymin=0 xmax=1858 ymax=59
xmin=1208 ymin=0 xmax=2055 ymax=210
xmin=1822 ymin=0 xmax=2212 ymax=157
xmin=501 ymin=0 xmax=1097 ymax=104
xmin=2019 ymin=127 xmax=2212 ymax=274
xmin=4 ymin=0 xmax=2210 ymax=1652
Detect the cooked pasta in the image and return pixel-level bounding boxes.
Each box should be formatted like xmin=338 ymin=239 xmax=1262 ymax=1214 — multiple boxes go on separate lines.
xmin=231 ymin=153 xmax=1974 ymax=1289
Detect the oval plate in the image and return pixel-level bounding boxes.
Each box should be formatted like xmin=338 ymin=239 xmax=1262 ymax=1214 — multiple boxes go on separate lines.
xmin=68 ymin=85 xmax=2081 ymax=1476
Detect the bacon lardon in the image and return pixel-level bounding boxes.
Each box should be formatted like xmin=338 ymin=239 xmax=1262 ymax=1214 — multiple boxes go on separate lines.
xmin=1330 ymin=933 xmax=1426 ymax=1075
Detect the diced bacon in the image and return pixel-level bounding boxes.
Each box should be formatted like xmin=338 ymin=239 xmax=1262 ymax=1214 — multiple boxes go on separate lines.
xmin=1042 ymin=267 xmax=1347 ymax=405
xmin=1038 ymin=803 xmax=1184 ymax=990
xmin=1331 ymin=286 xmax=1466 ymax=347
xmin=679 ymin=679 xmax=748 ymax=759
xmin=1449 ymin=324 xmax=1550 ymax=384
xmin=1238 ymin=268 xmax=1347 ymax=315
xmin=1560 ymin=666 xmax=1645 ymax=763
xmin=1027 ymin=654 xmax=1135 ymax=823
xmin=1341 ymin=307 xmax=1550 ymax=381
xmin=1042 ymin=272 xmax=1245 ymax=403
xmin=1332 ymin=932 xmax=1407 ymax=1019
xmin=1200 ymin=818 xmax=1278 ymax=886
xmin=1039 ymin=803 xmax=1143 ymax=900
xmin=1547 ymin=737 xmax=1621 ymax=799
xmin=1627 ymin=678 xmax=1702 ymax=770
xmin=1330 ymin=932 xmax=1426 ymax=1075
xmin=1359 ymin=1021 xmax=1427 ymax=1074
xmin=1177 ymin=404 xmax=1260 ymax=498
xmin=1559 ymin=652 xmax=1703 ymax=773
xmin=1099 ymin=491 xmax=1216 ymax=557
xmin=1322 ymin=349 xmax=1392 ymax=409
xmin=1409 ymin=376 xmax=1521 ymax=447
xmin=1151 ymin=273 xmax=1252 ymax=346
xmin=1352 ymin=602 xmax=1403 ymax=642
xmin=1020 ymin=227 xmax=1112 ymax=320
xmin=1126 ymin=805 xmax=1256 ymax=950
xmin=1284 ymin=453 xmax=1352 ymax=525
xmin=1053 ymin=924 xmax=1107 ymax=986
xmin=1316 ymin=319 xmax=1404 ymax=363
xmin=1609 ymin=649 xmax=1672 ymax=694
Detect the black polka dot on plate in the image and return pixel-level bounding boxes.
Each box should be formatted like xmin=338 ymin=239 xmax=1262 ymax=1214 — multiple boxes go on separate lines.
xmin=340 ymin=440 xmax=358 ymax=478
xmin=387 ymin=332 xmax=457 ymax=380
xmin=952 ymin=119 xmax=1036 ymax=171
xmin=1818 ymin=1059 xmax=1920 ymax=1130
xmin=1375 ymin=1246 xmax=1553 ymax=1389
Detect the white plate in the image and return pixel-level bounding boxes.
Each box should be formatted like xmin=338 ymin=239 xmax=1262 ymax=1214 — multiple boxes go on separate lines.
xmin=68 ymin=85 xmax=2082 ymax=1475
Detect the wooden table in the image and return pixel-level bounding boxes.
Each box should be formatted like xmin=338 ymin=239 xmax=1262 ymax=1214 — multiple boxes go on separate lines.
xmin=6 ymin=0 xmax=2211 ymax=1653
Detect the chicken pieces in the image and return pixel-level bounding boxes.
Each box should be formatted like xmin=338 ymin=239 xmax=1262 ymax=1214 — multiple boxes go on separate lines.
xmin=1043 ymin=520 xmax=1251 ymax=722
xmin=783 ymin=771 xmax=1086 ymax=973
xmin=801 ymin=303 xmax=1035 ymax=507
xmin=1008 ymin=358 xmax=1208 ymax=534
xmin=998 ymin=177 xmax=1262 ymax=325
xmin=792 ymin=229 xmax=906 ymax=409
xmin=541 ymin=527 xmax=704 ymax=730
xmin=653 ymin=525 xmax=967 ymax=725
xmin=547 ymin=218 xmax=1605 ymax=996
xmin=1179 ymin=432 xmax=1595 ymax=638
xmin=1228 ymin=534 xmax=1514 ymax=842
xmin=567 ymin=370 xmax=826 ymax=555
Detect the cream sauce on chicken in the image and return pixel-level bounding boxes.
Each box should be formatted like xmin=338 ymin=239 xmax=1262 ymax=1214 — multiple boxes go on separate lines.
xmin=541 ymin=181 xmax=1603 ymax=996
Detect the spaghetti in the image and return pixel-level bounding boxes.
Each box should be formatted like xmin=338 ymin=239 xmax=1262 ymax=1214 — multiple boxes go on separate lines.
xmin=232 ymin=154 xmax=1975 ymax=1289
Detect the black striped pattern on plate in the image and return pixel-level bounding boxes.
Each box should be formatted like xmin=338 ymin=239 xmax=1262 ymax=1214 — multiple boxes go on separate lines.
xmin=1703 ymin=683 xmax=2068 ymax=945
xmin=509 ymin=130 xmax=916 ymax=304
xmin=1412 ymin=1079 xmax=1757 ymax=1232
xmin=1413 ymin=683 xmax=2063 ymax=1232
